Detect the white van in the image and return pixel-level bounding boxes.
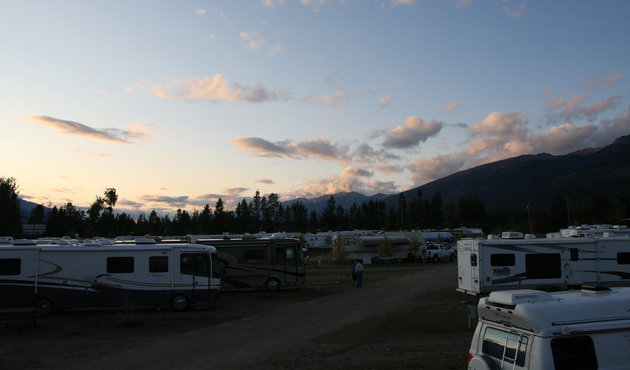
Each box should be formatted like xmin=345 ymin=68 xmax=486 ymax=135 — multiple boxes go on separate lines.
xmin=467 ymin=286 xmax=630 ymax=369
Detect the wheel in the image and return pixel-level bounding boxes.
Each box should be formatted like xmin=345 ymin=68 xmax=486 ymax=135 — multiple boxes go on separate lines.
xmin=35 ymin=298 xmax=54 ymax=316
xmin=170 ymin=294 xmax=189 ymax=311
xmin=265 ymin=278 xmax=280 ymax=292
xmin=468 ymin=354 xmax=498 ymax=370
xmin=433 ymin=255 xmax=439 ymax=263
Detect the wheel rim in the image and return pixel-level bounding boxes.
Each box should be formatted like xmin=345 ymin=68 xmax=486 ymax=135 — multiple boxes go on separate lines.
xmin=266 ymin=279 xmax=279 ymax=292
xmin=172 ymin=295 xmax=188 ymax=311
xmin=36 ymin=299 xmax=53 ymax=315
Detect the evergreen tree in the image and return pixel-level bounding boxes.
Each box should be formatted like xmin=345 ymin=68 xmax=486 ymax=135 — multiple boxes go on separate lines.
xmin=0 ymin=177 xmax=22 ymax=236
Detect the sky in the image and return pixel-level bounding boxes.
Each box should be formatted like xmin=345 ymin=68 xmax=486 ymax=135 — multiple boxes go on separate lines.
xmin=2 ymin=0 xmax=629 ymax=215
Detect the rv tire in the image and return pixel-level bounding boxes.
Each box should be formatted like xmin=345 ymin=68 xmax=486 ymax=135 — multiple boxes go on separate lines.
xmin=265 ymin=278 xmax=280 ymax=292
xmin=35 ymin=298 xmax=54 ymax=316
xmin=170 ymin=294 xmax=189 ymax=311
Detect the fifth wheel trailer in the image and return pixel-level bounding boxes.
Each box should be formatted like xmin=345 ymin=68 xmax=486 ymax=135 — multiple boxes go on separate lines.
xmin=457 ymin=235 xmax=630 ymax=296
xmin=0 ymin=242 xmax=221 ymax=314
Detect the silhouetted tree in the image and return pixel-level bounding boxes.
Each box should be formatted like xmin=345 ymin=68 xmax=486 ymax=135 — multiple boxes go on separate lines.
xmin=0 ymin=177 xmax=22 ymax=236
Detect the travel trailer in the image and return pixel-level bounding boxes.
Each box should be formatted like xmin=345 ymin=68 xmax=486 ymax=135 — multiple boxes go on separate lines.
xmin=467 ymin=286 xmax=630 ymax=369
xmin=191 ymin=237 xmax=306 ymax=292
xmin=0 ymin=242 xmax=221 ymax=314
xmin=457 ymin=233 xmax=630 ymax=296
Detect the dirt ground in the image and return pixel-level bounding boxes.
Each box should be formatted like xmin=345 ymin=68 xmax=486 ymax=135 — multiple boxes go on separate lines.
xmin=0 ymin=262 xmax=472 ymax=369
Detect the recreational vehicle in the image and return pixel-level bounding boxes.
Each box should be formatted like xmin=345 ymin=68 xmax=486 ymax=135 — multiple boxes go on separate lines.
xmin=0 ymin=242 xmax=221 ymax=314
xmin=192 ymin=237 xmax=306 ymax=292
xmin=457 ymin=234 xmax=630 ymax=296
xmin=467 ymin=286 xmax=630 ymax=369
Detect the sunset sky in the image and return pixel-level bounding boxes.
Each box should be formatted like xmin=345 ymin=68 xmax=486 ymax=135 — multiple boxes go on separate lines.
xmin=2 ymin=0 xmax=629 ymax=215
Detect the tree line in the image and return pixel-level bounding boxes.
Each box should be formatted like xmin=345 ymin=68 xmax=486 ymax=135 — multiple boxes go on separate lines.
xmin=1 ymin=177 xmax=628 ymax=238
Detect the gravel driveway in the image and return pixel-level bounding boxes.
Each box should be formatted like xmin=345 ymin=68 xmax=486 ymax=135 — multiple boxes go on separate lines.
xmin=76 ymin=263 xmax=459 ymax=370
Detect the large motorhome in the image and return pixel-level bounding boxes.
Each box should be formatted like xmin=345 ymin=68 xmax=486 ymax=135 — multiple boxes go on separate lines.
xmin=333 ymin=231 xmax=425 ymax=263
xmin=457 ymin=233 xmax=630 ymax=296
xmin=191 ymin=237 xmax=306 ymax=292
xmin=467 ymin=287 xmax=630 ymax=369
xmin=0 ymin=242 xmax=221 ymax=314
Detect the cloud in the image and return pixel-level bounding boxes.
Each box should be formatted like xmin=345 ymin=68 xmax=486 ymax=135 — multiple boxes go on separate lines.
xmin=409 ymin=152 xmax=468 ymax=185
xmin=390 ymin=0 xmax=415 ymax=7
xmin=24 ymin=116 xmax=154 ymax=144
xmin=581 ymin=73 xmax=625 ymax=89
xmin=256 ymin=179 xmax=274 ymax=184
xmin=353 ymin=143 xmax=400 ymax=164
xmin=222 ymin=187 xmax=249 ymax=196
xmin=379 ymin=96 xmax=391 ymax=109
xmin=302 ymin=90 xmax=349 ymax=107
xmin=195 ymin=9 xmax=206 ymax=15
xmin=545 ymin=93 xmax=624 ymax=121
xmin=118 ymin=199 xmax=144 ymax=209
xmin=502 ymin=1 xmax=526 ymax=18
xmin=73 ymin=149 xmax=115 ymax=157
xmin=382 ymin=116 xmax=443 ymax=149
xmin=300 ymin=166 xmax=398 ymax=197
xmin=140 ymin=195 xmax=189 ymax=208
xmin=151 ymin=74 xmax=292 ymax=103
xmin=240 ymin=31 xmax=264 ymax=50
xmin=230 ymin=137 xmax=349 ymax=162
xmin=268 ymin=43 xmax=283 ymax=57
xmin=442 ymin=101 xmax=461 ymax=112
xmin=455 ymin=0 xmax=474 ymax=9
xmin=260 ymin=0 xmax=285 ymax=7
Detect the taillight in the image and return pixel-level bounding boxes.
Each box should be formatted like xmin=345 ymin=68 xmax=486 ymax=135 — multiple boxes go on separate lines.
xmin=467 ymin=352 xmax=473 ymax=363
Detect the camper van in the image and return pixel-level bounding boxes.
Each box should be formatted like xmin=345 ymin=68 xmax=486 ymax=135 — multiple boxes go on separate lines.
xmin=467 ymin=287 xmax=630 ymax=369
xmin=0 ymin=242 xmax=221 ymax=314
xmin=192 ymin=237 xmax=306 ymax=292
xmin=457 ymin=235 xmax=630 ymax=296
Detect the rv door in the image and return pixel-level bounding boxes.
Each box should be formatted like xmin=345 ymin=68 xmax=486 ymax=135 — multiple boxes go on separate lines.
xmin=274 ymin=245 xmax=298 ymax=283
xmin=178 ymin=252 xmax=212 ymax=302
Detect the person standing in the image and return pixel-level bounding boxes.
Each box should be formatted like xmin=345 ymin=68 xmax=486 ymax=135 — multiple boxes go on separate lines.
xmin=355 ymin=260 xmax=364 ymax=287
xmin=351 ymin=260 xmax=357 ymax=286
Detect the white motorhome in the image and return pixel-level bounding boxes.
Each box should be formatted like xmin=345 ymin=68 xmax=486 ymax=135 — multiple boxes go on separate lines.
xmin=0 ymin=242 xmax=221 ymax=314
xmin=467 ymin=287 xmax=630 ymax=369
xmin=457 ymin=235 xmax=630 ymax=296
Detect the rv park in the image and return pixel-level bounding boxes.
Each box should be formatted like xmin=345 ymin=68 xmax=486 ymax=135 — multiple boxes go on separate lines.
xmin=0 ymin=260 xmax=471 ymax=370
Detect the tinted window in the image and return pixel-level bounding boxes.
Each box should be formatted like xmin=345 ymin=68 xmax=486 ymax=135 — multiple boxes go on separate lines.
xmin=243 ymin=249 xmax=264 ymax=261
xmin=107 ymin=257 xmax=134 ymax=273
xmin=482 ymin=327 xmax=528 ymax=367
xmin=551 ymin=336 xmax=597 ymax=370
xmin=181 ymin=253 xmax=210 ymax=277
xmin=617 ymin=252 xmax=630 ymax=265
xmin=0 ymin=258 xmax=21 ymax=275
xmin=526 ymin=253 xmax=561 ymax=279
xmin=491 ymin=254 xmax=515 ymax=266
xmin=149 ymin=256 xmax=168 ymax=273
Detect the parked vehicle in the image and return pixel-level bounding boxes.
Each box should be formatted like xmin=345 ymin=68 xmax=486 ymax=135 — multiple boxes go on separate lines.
xmin=467 ymin=286 xmax=630 ymax=369
xmin=192 ymin=237 xmax=305 ymax=292
xmin=457 ymin=233 xmax=630 ymax=296
xmin=0 ymin=241 xmax=221 ymax=314
xmin=423 ymin=243 xmax=453 ymax=262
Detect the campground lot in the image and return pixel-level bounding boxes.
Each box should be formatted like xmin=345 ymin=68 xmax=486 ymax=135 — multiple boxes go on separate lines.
xmin=0 ymin=262 xmax=471 ymax=369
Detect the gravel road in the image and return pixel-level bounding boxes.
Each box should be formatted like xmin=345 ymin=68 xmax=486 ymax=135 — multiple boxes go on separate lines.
xmin=76 ymin=263 xmax=459 ymax=370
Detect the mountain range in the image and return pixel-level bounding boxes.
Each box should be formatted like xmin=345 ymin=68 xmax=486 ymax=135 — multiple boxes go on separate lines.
xmin=287 ymin=135 xmax=630 ymax=214
xmin=19 ymin=135 xmax=630 ymax=218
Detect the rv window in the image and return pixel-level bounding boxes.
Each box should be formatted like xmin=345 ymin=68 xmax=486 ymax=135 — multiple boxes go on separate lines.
xmin=551 ymin=336 xmax=597 ymax=370
xmin=286 ymin=248 xmax=295 ymax=261
xmin=275 ymin=247 xmax=286 ymax=262
xmin=149 ymin=256 xmax=169 ymax=273
xmin=470 ymin=254 xmax=477 ymax=267
xmin=490 ymin=254 xmax=515 ymax=266
xmin=617 ymin=252 xmax=630 ymax=265
xmin=481 ymin=327 xmax=528 ymax=367
xmin=243 ymin=249 xmax=265 ymax=261
xmin=181 ymin=253 xmax=210 ymax=277
xmin=570 ymin=248 xmax=579 ymax=261
xmin=0 ymin=258 xmax=21 ymax=275
xmin=107 ymin=257 xmax=134 ymax=273
xmin=525 ymin=253 xmax=561 ymax=279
